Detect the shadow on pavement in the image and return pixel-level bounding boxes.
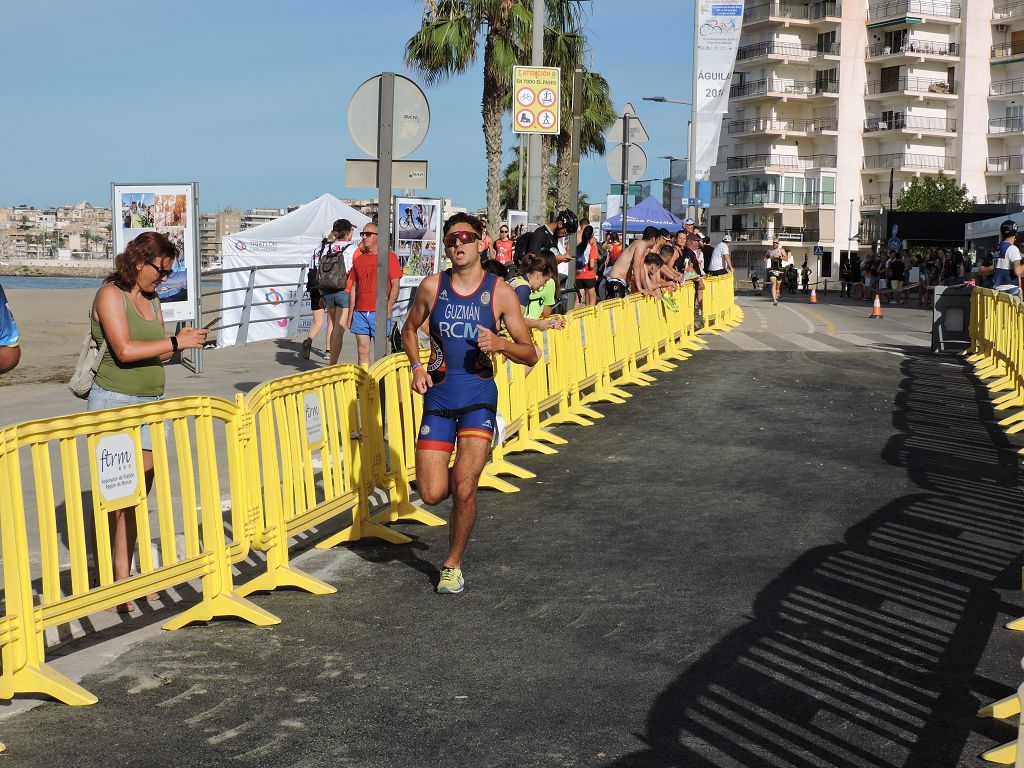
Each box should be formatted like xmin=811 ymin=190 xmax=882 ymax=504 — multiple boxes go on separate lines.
xmin=609 ymin=355 xmax=1024 ymax=767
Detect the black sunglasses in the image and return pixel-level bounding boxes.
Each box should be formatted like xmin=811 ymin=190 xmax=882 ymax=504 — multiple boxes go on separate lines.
xmin=443 ymin=231 xmax=482 ymax=248
xmin=146 ymin=261 xmax=173 ymax=279
xmin=361 ymin=230 xmax=378 ymax=238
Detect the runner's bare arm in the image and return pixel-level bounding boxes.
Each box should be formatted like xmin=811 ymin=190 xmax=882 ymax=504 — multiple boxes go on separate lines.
xmin=402 ymin=274 xmax=438 ymax=394
xmin=477 ymin=282 xmax=538 ymax=367
xmin=631 ymin=245 xmax=650 ymax=293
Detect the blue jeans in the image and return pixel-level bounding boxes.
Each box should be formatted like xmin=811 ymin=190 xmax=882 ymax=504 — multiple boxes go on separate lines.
xmin=87 ymin=383 xmax=165 ymax=451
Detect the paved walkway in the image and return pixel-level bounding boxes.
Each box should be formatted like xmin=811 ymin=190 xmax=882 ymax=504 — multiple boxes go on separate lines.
xmin=1 ymin=291 xmax=1022 ymax=767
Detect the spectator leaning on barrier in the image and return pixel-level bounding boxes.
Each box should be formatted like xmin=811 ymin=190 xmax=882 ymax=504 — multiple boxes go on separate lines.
xmin=0 ymin=280 xmax=21 ymax=374
xmin=604 ymin=226 xmax=662 ymax=298
xmin=525 ymin=249 xmax=560 ymax=319
xmin=978 ymin=219 xmax=1023 ymax=297
xmin=402 ymin=212 xmax=538 ymax=594
xmin=708 ymin=234 xmax=733 ymax=276
xmin=345 ymin=221 xmax=402 ymax=366
xmin=89 ymin=231 xmax=208 ymax=609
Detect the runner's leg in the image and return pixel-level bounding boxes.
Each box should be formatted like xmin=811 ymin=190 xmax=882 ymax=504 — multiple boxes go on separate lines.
xmin=355 ymin=334 xmax=372 ymax=366
xmin=443 ymin=436 xmax=491 ymax=569
xmin=415 ymin=449 xmax=453 ymax=505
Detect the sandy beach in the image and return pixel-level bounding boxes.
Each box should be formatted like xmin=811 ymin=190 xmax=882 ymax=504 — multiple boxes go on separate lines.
xmin=0 ymin=286 xmax=361 ymax=427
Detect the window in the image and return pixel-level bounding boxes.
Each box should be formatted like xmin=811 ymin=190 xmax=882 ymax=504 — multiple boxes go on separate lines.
xmin=817 ymin=30 xmax=836 ymax=53
xmin=880 ymin=66 xmax=900 ymax=93
xmin=883 ymin=29 xmax=908 ymax=52
xmin=821 ymin=175 xmax=836 ymax=205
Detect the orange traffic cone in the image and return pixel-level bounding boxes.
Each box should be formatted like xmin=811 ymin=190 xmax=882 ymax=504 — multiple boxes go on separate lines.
xmin=870 ymin=294 xmax=884 ymax=319
xmin=809 ymin=287 xmax=818 ymax=304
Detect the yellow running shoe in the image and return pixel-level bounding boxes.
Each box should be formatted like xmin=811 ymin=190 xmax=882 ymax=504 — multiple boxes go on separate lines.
xmin=437 ymin=566 xmax=465 ymax=594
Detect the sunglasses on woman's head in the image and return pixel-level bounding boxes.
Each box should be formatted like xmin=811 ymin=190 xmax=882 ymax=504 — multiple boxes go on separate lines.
xmin=442 ymin=231 xmax=481 ymax=248
xmin=146 ymin=261 xmax=173 ymax=279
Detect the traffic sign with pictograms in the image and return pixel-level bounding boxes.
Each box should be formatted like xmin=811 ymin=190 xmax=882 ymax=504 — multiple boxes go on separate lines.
xmin=512 ymin=66 xmax=561 ymax=134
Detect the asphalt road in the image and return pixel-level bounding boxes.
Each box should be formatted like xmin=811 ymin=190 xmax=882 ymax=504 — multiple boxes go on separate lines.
xmin=2 ymin=290 xmax=1022 ymax=767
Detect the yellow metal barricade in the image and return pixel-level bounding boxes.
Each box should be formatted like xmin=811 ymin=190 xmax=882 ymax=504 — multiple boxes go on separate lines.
xmin=0 ymin=397 xmax=278 ymax=706
xmin=238 ymin=364 xmax=410 ymax=597
xmin=971 ymin=287 xmax=1024 ymax=765
xmin=368 ymin=354 xmax=449 ymax=527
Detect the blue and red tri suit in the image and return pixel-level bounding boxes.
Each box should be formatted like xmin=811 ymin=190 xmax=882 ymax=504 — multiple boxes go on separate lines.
xmin=417 ymin=270 xmax=500 ymax=452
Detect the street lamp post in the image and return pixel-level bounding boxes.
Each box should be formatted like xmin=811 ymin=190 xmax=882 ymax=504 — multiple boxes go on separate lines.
xmin=643 ymin=96 xmax=696 ymax=221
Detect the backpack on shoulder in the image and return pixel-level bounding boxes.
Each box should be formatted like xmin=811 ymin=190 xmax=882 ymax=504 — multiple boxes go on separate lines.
xmin=318 ymin=242 xmax=352 ymax=294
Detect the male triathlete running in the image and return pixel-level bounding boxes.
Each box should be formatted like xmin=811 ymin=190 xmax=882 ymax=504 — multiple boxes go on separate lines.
xmin=765 ymin=238 xmax=789 ymax=306
xmin=604 ymin=226 xmax=661 ymax=298
xmin=402 ymin=212 xmax=538 ymax=594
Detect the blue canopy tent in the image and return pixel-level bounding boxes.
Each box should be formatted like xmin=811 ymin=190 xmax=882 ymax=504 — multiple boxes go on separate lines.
xmin=601 ymin=196 xmax=683 ymax=233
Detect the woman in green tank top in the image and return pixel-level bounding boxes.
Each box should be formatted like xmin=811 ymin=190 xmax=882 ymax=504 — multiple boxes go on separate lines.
xmin=88 ymin=232 xmax=208 ymax=609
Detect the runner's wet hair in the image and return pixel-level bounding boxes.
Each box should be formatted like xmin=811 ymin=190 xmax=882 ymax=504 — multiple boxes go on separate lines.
xmin=659 ymin=244 xmax=675 ymax=260
xmin=642 ymin=226 xmax=660 ymax=240
xmin=105 ymin=231 xmax=178 ymax=292
xmin=644 ymin=252 xmax=664 ymax=267
xmin=443 ymin=212 xmax=483 ymax=236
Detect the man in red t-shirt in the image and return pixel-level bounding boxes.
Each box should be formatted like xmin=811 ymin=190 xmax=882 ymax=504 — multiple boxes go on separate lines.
xmin=345 ymin=221 xmax=403 ymax=365
xmin=492 ymin=224 xmax=515 ymax=264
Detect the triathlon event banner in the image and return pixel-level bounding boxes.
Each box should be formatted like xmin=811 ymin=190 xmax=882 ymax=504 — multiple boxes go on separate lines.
xmin=693 ymin=2 xmax=744 ymax=180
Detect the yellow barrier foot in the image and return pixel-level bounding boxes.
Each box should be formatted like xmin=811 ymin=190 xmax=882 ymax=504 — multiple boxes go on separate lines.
xmin=605 ymin=386 xmax=633 ymax=399
xmin=237 ymin=564 xmax=337 ymax=597
xmin=316 ymin=519 xmax=413 ymax=548
xmin=506 ymin=438 xmax=559 ymax=455
xmin=1006 ymin=615 xmax=1024 ymax=631
xmin=664 ymin=351 xmax=692 ymax=361
xmin=993 ymin=392 xmax=1024 ymax=407
xmin=163 ymin=592 xmax=281 ymax=631
xmin=372 ymin=501 xmax=447 ymax=527
xmin=978 ymin=693 xmax=1021 ymax=719
xmin=485 ymin=458 xmax=536 ymax=479
xmin=699 ymin=328 xmax=722 ymax=336
xmin=546 ymin=413 xmax=595 ymax=428
xmin=633 ymin=371 xmax=658 ymax=383
xmin=478 ymin=472 xmax=520 ymax=493
xmin=996 ymin=406 xmax=1024 ymax=420
xmin=981 ymin=739 xmax=1016 ymax=764
xmin=533 ymin=429 xmax=569 ymax=446
xmin=1 ymin=662 xmax=98 ymax=707
xmin=586 ymin=392 xmax=628 ymax=405
xmin=642 ymin=361 xmax=676 ymax=372
xmin=1005 ymin=420 xmax=1024 ymax=436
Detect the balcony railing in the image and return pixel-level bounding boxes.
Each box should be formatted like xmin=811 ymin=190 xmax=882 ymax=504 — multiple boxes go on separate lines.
xmin=987 ymin=155 xmax=1024 ymax=172
xmin=810 ymin=1 xmax=842 ymax=17
xmin=725 ymin=191 xmax=837 ymax=206
xmin=726 ymin=154 xmax=838 ymax=170
xmin=735 ymin=40 xmax=840 ymax=61
xmin=988 ymin=117 xmax=1024 ymax=133
xmin=867 ymin=0 xmax=961 ymax=18
xmin=865 ymin=40 xmax=959 ymax=57
xmin=865 ymin=76 xmax=955 ymax=95
xmin=745 ymin=1 xmax=810 ymax=22
xmin=862 ymin=153 xmax=956 ymax=170
xmin=863 ymin=114 xmax=957 ymax=132
xmin=730 ymin=227 xmax=821 ymax=242
xmin=993 ymin=0 xmax=1024 ymax=19
xmin=986 ymin=192 xmax=1024 ymax=205
xmin=992 ymin=41 xmax=1024 ymax=58
xmin=731 ymin=79 xmax=839 ymax=98
xmin=727 ymin=117 xmax=839 ymax=134
xmin=990 ymin=78 xmax=1024 ymax=96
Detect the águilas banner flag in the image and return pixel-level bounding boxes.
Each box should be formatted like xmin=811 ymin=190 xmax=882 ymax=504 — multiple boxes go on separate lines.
xmin=693 ymin=1 xmax=744 ymax=180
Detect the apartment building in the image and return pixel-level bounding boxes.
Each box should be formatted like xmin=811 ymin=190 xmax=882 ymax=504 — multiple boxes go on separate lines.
xmin=708 ymin=0 xmax=1021 ymax=276
xmin=199 ymin=209 xmax=242 ymax=266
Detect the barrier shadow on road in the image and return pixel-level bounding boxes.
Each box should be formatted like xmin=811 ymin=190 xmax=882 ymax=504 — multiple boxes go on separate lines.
xmin=608 ymin=355 xmax=1024 ymax=767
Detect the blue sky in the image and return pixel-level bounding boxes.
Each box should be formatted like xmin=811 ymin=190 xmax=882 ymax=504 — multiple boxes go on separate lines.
xmin=1 ymin=0 xmax=693 ymax=213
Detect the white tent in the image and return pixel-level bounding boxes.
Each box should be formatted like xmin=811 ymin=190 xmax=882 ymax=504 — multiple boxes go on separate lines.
xmin=217 ymin=194 xmax=371 ymax=347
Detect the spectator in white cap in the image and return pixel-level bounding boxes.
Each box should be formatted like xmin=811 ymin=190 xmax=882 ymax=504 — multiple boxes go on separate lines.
xmin=708 ymin=234 xmax=733 ymax=276
xmin=682 ymin=217 xmax=702 ymax=240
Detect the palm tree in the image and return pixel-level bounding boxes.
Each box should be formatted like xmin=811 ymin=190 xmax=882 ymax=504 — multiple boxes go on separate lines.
xmin=405 ymin=1 xmax=529 ymax=238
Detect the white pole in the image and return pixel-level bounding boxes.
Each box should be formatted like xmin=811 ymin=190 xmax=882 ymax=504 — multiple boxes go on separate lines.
xmin=526 ymin=0 xmax=545 ymax=228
